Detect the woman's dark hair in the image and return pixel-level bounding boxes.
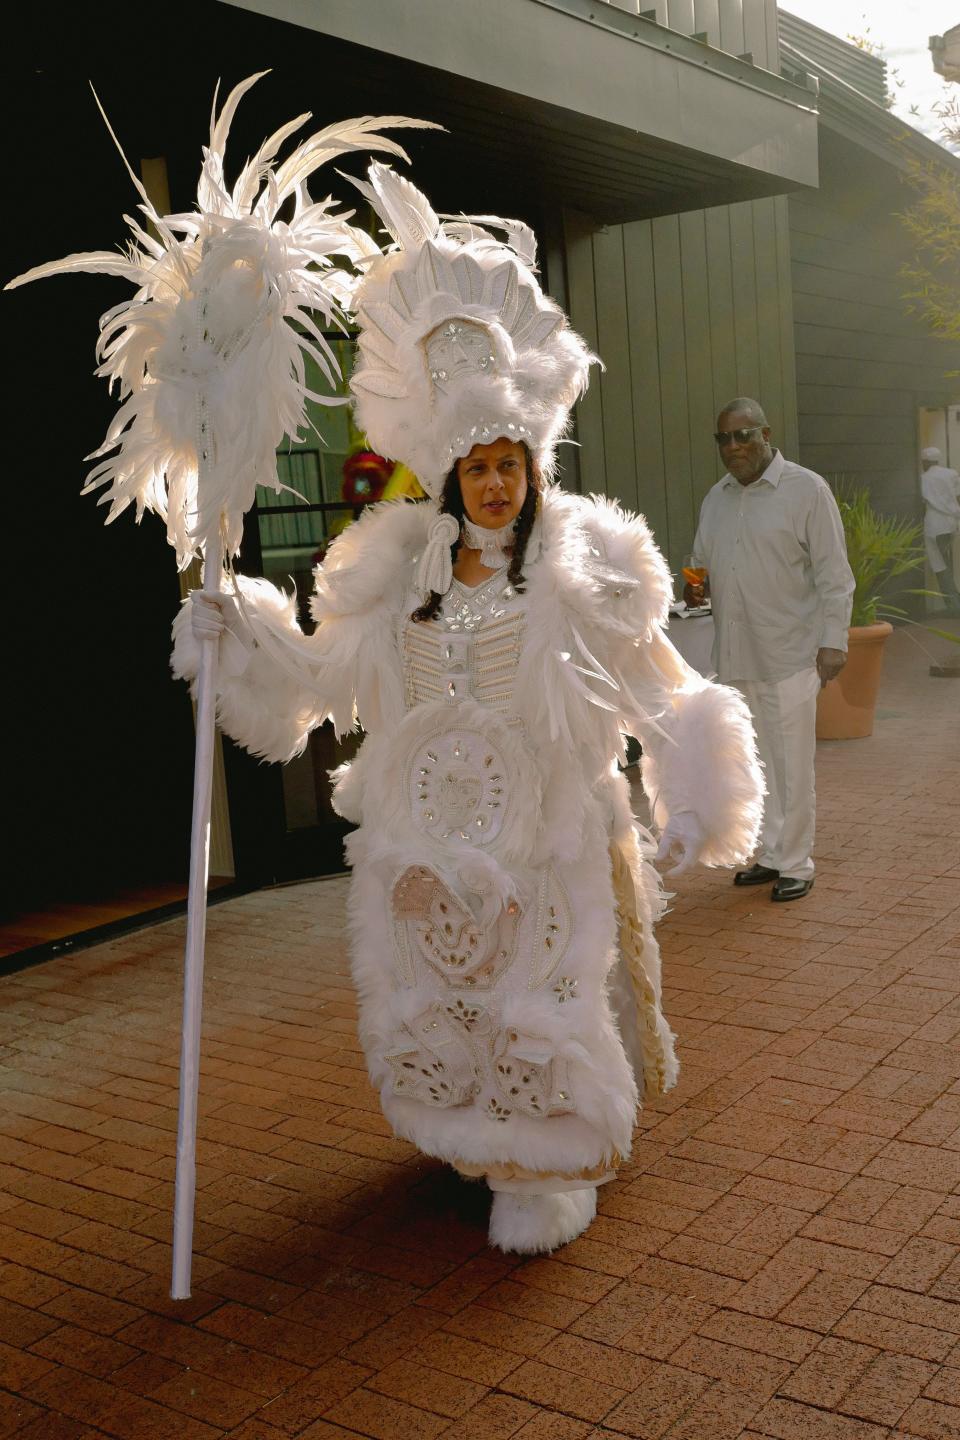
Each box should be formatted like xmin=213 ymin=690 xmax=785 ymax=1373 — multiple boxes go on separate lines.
xmin=411 ymin=440 xmax=540 ymax=622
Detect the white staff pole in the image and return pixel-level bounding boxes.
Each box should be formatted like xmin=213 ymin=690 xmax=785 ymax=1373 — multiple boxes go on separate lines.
xmin=170 ymin=531 xmax=222 ymax=1299
xmin=171 ymin=357 xmax=225 ymax=1297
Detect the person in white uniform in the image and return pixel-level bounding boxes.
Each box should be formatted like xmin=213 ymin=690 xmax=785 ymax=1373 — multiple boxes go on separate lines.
xmin=687 ymin=398 xmax=855 ymax=902
xmin=920 ymin=447 xmax=960 ymax=608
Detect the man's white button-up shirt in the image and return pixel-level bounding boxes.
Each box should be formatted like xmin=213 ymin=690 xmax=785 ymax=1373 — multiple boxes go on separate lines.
xmin=692 ymin=450 xmax=854 ymax=684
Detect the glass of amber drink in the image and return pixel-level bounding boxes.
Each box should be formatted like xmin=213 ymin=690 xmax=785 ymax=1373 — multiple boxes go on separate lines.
xmin=681 ymin=556 xmax=708 ymax=607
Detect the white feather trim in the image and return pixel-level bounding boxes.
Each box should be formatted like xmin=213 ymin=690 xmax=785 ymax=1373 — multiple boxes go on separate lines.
xmin=579 ymin=493 xmax=675 ymax=636
xmin=641 ymin=668 xmax=764 ymax=867
xmin=328 ymin=760 xmax=364 ymax=824
xmin=516 ymin=491 xmax=762 ymax=874
xmin=514 ymin=490 xmax=673 ymax=771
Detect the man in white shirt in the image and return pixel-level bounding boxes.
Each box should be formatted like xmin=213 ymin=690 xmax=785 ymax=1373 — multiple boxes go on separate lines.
xmin=921 ymin=447 xmax=960 ymax=608
xmin=688 ymin=398 xmax=855 ymax=902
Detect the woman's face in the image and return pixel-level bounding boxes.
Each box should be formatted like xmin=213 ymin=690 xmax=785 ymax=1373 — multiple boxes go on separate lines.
xmin=457 ymin=438 xmax=529 ymax=529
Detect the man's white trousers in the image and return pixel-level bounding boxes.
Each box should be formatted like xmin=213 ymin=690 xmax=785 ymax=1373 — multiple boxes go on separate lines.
xmin=736 ymin=668 xmax=819 ymax=883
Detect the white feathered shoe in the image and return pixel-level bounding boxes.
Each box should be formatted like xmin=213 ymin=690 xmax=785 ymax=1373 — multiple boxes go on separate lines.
xmin=488 ymin=1186 xmax=597 ymax=1255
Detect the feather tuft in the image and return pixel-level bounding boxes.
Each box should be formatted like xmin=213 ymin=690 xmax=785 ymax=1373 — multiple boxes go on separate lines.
xmin=6 ymin=76 xmax=436 ymax=568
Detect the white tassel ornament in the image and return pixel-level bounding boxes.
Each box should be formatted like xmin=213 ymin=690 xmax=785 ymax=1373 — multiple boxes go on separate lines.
xmin=415 ymin=512 xmax=461 ymax=599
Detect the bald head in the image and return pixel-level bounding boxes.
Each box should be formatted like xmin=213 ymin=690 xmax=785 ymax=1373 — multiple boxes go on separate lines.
xmin=717 ymin=397 xmax=768 ymax=429
xmin=714 ymin=397 xmax=774 ymax=485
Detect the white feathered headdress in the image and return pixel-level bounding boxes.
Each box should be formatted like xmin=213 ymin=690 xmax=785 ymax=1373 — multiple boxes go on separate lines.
xmin=348 ymin=163 xmax=597 ymax=499
xmin=5 ymin=74 xmax=436 ymax=568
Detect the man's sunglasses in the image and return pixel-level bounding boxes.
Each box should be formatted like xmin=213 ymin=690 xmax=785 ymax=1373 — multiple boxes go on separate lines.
xmin=714 ymin=427 xmax=762 ymax=447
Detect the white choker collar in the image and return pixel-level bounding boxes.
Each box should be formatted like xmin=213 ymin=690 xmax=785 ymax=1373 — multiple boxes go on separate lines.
xmin=461 ymin=516 xmax=516 ymax=569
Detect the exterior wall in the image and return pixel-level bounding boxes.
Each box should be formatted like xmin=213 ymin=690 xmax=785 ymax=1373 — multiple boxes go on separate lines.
xmin=790 ymin=132 xmax=960 ymax=518
xmin=778 ymin=10 xmax=885 ymax=103
xmin=563 ymin=196 xmax=798 ymax=568
xmin=598 ymin=0 xmax=780 ymax=69
xmin=558 ymin=0 xmax=796 ymax=569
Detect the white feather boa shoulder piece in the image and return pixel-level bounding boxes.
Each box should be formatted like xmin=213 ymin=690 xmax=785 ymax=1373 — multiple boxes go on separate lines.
xmin=310 ymin=498 xmax=432 ymax=622
xmin=523 ymin=489 xmax=763 ymax=867
xmin=567 ymin=491 xmax=675 ymax=638
xmin=171 ymin=499 xmax=431 ymax=760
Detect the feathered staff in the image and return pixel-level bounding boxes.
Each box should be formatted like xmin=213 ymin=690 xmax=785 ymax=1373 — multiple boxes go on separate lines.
xmin=6 ymin=72 xmax=435 ymax=1298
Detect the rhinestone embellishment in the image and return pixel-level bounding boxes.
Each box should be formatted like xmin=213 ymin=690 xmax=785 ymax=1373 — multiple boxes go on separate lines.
xmin=408 ymin=729 xmax=509 ymax=847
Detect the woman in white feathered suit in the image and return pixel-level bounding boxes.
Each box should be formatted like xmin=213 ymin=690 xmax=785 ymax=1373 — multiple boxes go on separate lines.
xmin=175 ymin=163 xmax=763 ymax=1254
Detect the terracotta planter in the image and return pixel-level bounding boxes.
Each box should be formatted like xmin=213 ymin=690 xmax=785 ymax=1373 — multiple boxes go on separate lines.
xmin=815 ymin=621 xmax=893 ymax=740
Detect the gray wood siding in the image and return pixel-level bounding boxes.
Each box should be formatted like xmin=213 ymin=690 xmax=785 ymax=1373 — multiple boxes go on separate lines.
xmin=790 ymin=134 xmax=960 ymax=517
xmin=778 ymin=10 xmax=885 ymax=105
xmin=563 ymin=196 xmax=798 ymax=568
xmin=600 ymin=0 xmax=780 ymax=68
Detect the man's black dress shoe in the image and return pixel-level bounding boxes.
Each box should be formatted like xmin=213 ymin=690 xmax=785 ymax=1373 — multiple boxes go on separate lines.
xmin=771 ymin=877 xmax=814 ymax=902
xmin=734 ymin=863 xmax=780 ymax=886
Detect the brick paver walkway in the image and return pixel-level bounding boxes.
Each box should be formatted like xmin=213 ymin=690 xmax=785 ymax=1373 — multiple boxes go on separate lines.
xmin=1 ymin=624 xmax=959 ymax=1440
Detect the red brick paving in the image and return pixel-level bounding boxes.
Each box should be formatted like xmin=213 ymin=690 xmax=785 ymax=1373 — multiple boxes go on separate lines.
xmin=1 ymin=623 xmax=959 ymax=1438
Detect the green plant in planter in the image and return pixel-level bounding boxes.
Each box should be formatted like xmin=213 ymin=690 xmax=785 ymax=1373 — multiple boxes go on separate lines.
xmin=829 ymin=480 xmax=924 ymax=627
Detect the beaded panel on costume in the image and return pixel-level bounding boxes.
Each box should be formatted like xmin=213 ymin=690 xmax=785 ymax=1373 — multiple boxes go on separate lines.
xmin=387 ymin=570 xmax=584 ymax=1128
xmin=386 ymin=859 xmax=578 ymax=1122
xmin=407 ymin=731 xmax=510 ymax=847
xmin=401 ymin=571 xmax=525 ymax=714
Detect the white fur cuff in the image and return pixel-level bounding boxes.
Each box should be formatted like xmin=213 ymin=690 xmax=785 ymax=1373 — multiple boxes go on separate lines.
xmin=641 ymin=681 xmax=764 ymax=867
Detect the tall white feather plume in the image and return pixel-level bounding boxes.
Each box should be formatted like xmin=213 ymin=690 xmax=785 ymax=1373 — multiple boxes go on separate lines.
xmin=5 ymin=74 xmax=438 ymax=568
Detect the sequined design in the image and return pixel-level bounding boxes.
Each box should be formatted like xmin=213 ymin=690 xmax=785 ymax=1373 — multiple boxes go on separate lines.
xmin=384 ymin=998 xmax=574 ymax=1124
xmin=386 ymin=1004 xmax=481 ymax=1107
xmin=528 ymin=866 xmax=574 ymax=988
xmin=485 ymin=1097 xmax=512 ymax=1122
xmin=391 ymin=864 xmax=521 ymax=990
xmin=388 ymin=864 xmax=577 ymax=1120
xmin=444 ymin=996 xmax=491 ymax=1033
xmin=442 ymin=574 xmax=516 ymax=632
xmin=491 ymin=1028 xmax=574 ymax=1119
xmin=387 ymin=1013 xmax=575 ymax=1122
xmin=401 ymin=571 xmax=525 ymax=715
xmin=407 ymin=730 xmax=509 ymax=846
xmin=425 ymin=320 xmax=499 ymax=388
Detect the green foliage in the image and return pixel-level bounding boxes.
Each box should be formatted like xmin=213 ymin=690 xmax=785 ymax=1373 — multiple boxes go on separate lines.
xmin=899 ymin=99 xmax=960 ymax=345
xmin=843 ymin=27 xmax=902 ymax=110
xmin=829 ymin=480 xmax=924 ymax=627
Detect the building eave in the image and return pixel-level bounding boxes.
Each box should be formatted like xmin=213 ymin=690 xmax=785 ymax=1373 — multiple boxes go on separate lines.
xmin=781 ymin=35 xmax=960 ymax=176
xmin=218 ymin=0 xmax=820 ymax=222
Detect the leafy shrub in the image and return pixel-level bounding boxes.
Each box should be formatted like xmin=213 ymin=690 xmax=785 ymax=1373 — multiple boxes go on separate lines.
xmin=829 ymin=480 xmax=924 ymax=627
